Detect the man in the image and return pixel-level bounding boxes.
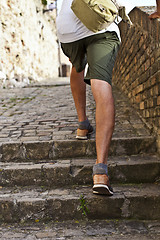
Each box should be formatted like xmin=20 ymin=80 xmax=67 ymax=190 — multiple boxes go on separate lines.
xmin=149 ymin=0 xmax=160 ymax=19
xmin=56 ymin=0 xmax=159 ymax=196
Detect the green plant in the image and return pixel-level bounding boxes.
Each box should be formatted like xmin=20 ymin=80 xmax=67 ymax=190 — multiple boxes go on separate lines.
xmin=41 ymin=0 xmax=47 ymax=5
xmin=79 ymin=195 xmax=89 ymax=217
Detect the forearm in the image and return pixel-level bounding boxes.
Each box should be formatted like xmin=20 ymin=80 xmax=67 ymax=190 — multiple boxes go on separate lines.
xmin=156 ymin=0 xmax=160 ymax=13
xmin=149 ymin=0 xmax=160 ymax=19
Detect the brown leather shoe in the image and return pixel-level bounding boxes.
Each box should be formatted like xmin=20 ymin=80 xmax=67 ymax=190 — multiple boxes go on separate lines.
xmin=76 ymin=124 xmax=94 ymax=140
xmin=93 ymin=174 xmax=113 ymax=196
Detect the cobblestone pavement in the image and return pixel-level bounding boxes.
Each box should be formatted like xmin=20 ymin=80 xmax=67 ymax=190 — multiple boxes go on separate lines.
xmin=0 ymin=78 xmax=151 ymax=144
xmin=0 ymin=78 xmax=157 ymax=239
xmin=0 ymin=219 xmax=160 ymax=240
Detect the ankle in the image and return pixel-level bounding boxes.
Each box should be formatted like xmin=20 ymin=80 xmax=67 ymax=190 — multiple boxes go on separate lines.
xmin=78 ymin=118 xmax=90 ymax=129
xmin=93 ymin=163 xmax=108 ymax=176
xmin=96 ymin=160 xmax=108 ymax=164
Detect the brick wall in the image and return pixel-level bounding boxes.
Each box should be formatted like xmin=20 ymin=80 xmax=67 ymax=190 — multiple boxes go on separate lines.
xmin=112 ymin=7 xmax=160 ymax=153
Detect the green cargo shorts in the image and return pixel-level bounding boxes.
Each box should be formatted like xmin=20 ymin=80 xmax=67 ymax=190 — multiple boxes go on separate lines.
xmin=61 ymin=31 xmax=120 ymax=85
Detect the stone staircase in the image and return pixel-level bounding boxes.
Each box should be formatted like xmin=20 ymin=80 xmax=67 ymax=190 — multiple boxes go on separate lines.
xmin=0 ymin=84 xmax=160 ymax=224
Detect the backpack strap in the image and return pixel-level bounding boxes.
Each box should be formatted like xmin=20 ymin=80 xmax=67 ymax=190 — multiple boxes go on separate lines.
xmin=111 ymin=0 xmax=133 ymax=27
xmin=118 ymin=7 xmax=133 ymax=27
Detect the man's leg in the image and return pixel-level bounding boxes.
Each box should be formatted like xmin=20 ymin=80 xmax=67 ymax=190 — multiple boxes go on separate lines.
xmin=91 ymin=79 xmax=115 ymax=195
xmin=91 ymin=79 xmax=115 ymax=164
xmin=70 ymin=66 xmax=94 ymax=139
xmin=70 ymin=67 xmax=94 ymax=140
xmin=70 ymin=66 xmax=87 ymax=122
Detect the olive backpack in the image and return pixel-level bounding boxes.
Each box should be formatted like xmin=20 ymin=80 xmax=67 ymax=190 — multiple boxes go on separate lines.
xmin=71 ymin=0 xmax=132 ymax=32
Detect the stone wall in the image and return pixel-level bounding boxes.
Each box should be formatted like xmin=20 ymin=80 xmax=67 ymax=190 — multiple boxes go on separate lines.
xmin=0 ymin=0 xmax=58 ymax=88
xmin=112 ymin=7 xmax=160 ymax=153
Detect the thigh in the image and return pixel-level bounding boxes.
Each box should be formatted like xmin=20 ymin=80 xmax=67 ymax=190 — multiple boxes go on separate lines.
xmin=84 ymin=31 xmax=120 ymax=85
xmin=61 ymin=40 xmax=87 ymax=73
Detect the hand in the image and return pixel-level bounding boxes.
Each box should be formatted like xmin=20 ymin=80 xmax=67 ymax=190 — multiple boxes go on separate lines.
xmin=149 ymin=11 xmax=160 ymax=19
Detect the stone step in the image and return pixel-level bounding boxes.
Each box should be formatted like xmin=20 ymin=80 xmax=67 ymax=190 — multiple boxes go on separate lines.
xmin=0 ymin=184 xmax=160 ymax=223
xmin=0 ymin=154 xmax=159 ymax=187
xmin=0 ymin=136 xmax=156 ymax=162
xmin=0 ymin=219 xmax=160 ymax=240
xmin=1 ymin=219 xmax=160 ymax=240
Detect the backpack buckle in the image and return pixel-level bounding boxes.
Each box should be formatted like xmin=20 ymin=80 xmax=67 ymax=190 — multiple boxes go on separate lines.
xmin=99 ymin=4 xmax=105 ymax=12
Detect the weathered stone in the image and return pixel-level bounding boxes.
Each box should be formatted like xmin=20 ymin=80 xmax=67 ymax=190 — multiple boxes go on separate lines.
xmin=0 ymin=77 xmax=159 ymax=230
xmin=121 ymin=184 xmax=160 ymax=220
xmin=53 ymin=140 xmax=96 ymax=159
xmin=127 ymin=196 xmax=160 ymax=220
xmin=0 ymin=155 xmax=159 ymax=187
xmin=0 ymin=184 xmax=159 ymax=223
xmin=23 ymin=141 xmax=53 ymax=161
xmin=0 ymin=200 xmax=15 ymax=223
xmin=0 ymin=142 xmax=24 ymax=162
xmin=36 ymin=231 xmax=57 ymax=238
xmin=0 ymin=218 xmax=160 ymax=239
xmin=2 ymin=232 xmax=26 ymax=239
xmin=109 ymin=137 xmax=157 ymax=156
xmin=0 ymin=0 xmax=58 ymax=88
xmin=108 ymin=155 xmax=160 ymax=184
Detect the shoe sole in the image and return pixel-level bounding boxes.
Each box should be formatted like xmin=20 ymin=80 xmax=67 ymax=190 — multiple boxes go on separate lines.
xmin=76 ymin=129 xmax=94 ymax=140
xmin=76 ymin=135 xmax=88 ymax=140
xmin=93 ymin=184 xmax=113 ymax=196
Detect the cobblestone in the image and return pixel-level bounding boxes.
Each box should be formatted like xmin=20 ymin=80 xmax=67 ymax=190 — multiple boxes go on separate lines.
xmin=0 ymin=79 xmax=158 ymax=238
xmin=0 ymin=79 xmax=151 ymax=144
xmin=0 ymin=220 xmax=159 ymax=239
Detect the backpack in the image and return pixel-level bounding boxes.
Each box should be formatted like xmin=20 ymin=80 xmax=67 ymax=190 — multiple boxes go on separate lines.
xmin=71 ymin=0 xmax=132 ymax=32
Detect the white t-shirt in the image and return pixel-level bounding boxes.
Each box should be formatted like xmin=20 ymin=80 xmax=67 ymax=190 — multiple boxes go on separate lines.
xmin=56 ymin=0 xmax=134 ymax=43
